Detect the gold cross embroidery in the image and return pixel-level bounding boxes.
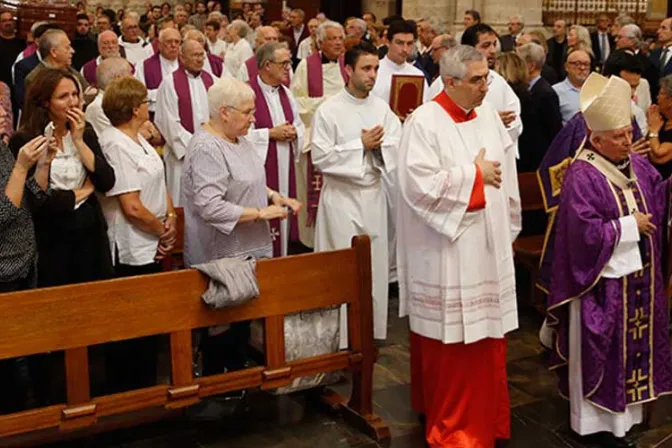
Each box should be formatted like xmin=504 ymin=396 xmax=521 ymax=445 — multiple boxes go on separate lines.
xmin=626 ymin=369 xmax=649 ymax=402
xmin=628 ymin=307 xmax=649 ymax=341
xmin=312 ymin=174 xmax=322 ymax=191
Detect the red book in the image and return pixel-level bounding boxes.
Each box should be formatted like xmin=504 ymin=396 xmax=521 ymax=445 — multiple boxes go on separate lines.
xmin=389 ymin=74 xmax=425 ymax=120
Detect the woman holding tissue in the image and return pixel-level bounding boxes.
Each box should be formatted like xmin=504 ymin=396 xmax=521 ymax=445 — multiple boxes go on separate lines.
xmin=9 ymin=69 xmax=116 ymax=287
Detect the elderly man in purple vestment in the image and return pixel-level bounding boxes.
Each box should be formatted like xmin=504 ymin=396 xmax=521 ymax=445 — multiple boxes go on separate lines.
xmin=81 ymin=30 xmax=126 ymax=87
xmin=155 ymin=39 xmax=213 ymax=206
xmin=135 ymin=28 xmax=181 ymax=116
xmin=247 ymin=43 xmax=304 ymax=257
xmin=547 ymin=72 xmax=672 ymax=447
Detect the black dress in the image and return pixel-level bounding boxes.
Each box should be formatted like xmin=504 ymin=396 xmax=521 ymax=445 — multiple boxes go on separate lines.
xmin=9 ymin=124 xmax=116 ymax=287
xmin=653 ymin=123 xmax=672 ymax=180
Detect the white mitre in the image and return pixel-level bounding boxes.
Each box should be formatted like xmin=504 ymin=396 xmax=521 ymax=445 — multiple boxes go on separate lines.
xmin=580 ymin=72 xmax=632 ymax=132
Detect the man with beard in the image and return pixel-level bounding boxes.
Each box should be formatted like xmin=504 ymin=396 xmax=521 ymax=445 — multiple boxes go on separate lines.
xmin=0 ymin=10 xmax=25 ymax=90
xmin=312 ymin=42 xmax=401 ymax=347
xmin=72 ymin=13 xmax=98 ymax=70
xmin=81 ymin=30 xmax=124 ymax=87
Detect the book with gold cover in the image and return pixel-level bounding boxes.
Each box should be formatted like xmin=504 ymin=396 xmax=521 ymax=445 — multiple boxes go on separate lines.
xmin=389 ymin=74 xmax=425 ymax=120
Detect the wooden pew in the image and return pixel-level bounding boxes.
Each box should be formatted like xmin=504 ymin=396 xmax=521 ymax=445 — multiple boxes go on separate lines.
xmin=0 ymin=236 xmax=389 ymax=445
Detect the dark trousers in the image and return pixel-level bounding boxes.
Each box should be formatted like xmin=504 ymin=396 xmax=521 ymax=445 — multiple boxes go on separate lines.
xmin=201 ymin=323 xmax=251 ymax=376
xmin=104 ymin=262 xmax=162 ymax=394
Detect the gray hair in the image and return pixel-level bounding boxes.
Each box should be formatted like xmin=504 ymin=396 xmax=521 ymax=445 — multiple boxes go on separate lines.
xmin=208 ymin=77 xmax=255 ymax=118
xmin=180 ymin=37 xmax=204 ymax=54
xmin=517 ymin=42 xmax=546 ymax=69
xmin=615 ymin=14 xmax=636 ymax=27
xmin=38 ymin=29 xmax=67 ymax=60
xmin=97 ymin=30 xmax=117 ymax=44
xmin=96 ymin=57 xmax=131 ymax=90
xmin=347 ymin=18 xmax=367 ymax=35
xmin=256 ymin=42 xmax=283 ymax=69
xmin=659 ymin=75 xmax=672 ymax=98
xmin=621 ymin=24 xmax=642 ymax=45
xmin=437 ymin=34 xmax=456 ymax=49
xmin=423 ymin=17 xmax=444 ymax=35
xmin=510 ymin=15 xmax=525 ymax=27
xmin=440 ymin=45 xmax=485 ymax=80
xmin=316 ymin=20 xmax=344 ymax=44
xmin=229 ymin=19 xmax=250 ymax=38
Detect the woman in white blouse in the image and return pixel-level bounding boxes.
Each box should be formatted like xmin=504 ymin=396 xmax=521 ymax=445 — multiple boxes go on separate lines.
xmin=100 ymin=76 xmax=177 ymax=277
xmin=224 ymin=19 xmax=254 ymax=79
xmin=99 ymin=76 xmax=177 ymax=394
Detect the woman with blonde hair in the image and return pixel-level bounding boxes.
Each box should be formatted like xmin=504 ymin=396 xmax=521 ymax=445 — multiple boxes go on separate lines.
xmin=496 ymin=52 xmax=529 ymax=99
xmin=567 ymin=25 xmax=596 ymax=71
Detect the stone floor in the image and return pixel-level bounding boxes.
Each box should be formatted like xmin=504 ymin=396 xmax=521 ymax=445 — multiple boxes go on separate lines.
xmin=44 ymin=299 xmax=672 ymax=448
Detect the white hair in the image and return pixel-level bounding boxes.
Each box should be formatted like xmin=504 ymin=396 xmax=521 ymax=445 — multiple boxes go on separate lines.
xmin=621 ymin=24 xmax=642 ymax=44
xmin=510 ymin=15 xmax=525 ymax=27
xmin=208 ymin=77 xmax=255 ymax=118
xmin=422 ymin=17 xmax=444 ymax=35
xmin=229 ymin=19 xmax=251 ymax=38
xmin=97 ymin=30 xmax=117 ymax=44
xmin=517 ymin=42 xmax=546 ymax=69
xmin=96 ymin=57 xmax=131 ymax=90
xmin=348 ymin=18 xmax=367 ymax=35
xmin=440 ymin=45 xmax=485 ymax=79
xmin=615 ymin=14 xmax=636 ymax=27
xmin=316 ymin=20 xmax=344 ymax=44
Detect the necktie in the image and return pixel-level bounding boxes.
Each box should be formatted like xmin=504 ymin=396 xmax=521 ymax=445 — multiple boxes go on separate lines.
xmin=661 ymin=48 xmax=669 ymax=74
xmin=600 ymin=33 xmax=608 ymax=63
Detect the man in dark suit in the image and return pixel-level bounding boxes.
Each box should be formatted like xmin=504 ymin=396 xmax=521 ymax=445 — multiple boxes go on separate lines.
xmin=12 ymin=52 xmax=39 ymax=113
xmin=547 ymin=19 xmax=567 ymax=79
xmin=650 ymin=18 xmax=672 ymax=99
xmin=284 ymin=8 xmax=309 ymax=69
xmin=500 ymin=15 xmax=524 ymax=53
xmin=517 ymin=42 xmax=563 ymax=172
xmin=415 ymin=17 xmax=440 ymax=81
xmin=590 ymin=13 xmax=615 ymax=67
xmin=615 ymin=23 xmax=657 ymax=100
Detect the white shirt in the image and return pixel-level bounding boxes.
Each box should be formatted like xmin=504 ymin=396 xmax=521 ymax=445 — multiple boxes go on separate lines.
xmin=297 ymin=36 xmax=314 ymax=60
xmin=85 ymin=90 xmax=112 ymax=137
xmin=118 ymin=36 xmax=153 ymax=66
xmin=293 ymin=25 xmax=305 ymax=47
xmin=134 ymin=53 xmax=180 ymax=112
xmin=51 ymin=132 xmax=88 ymax=209
xmin=371 ymin=56 xmax=430 ymax=106
xmin=248 ymin=76 xmax=305 ymax=256
xmin=100 ymin=127 xmax=167 ymax=266
xmin=597 ymin=30 xmax=611 ymax=62
xmin=224 ymin=38 xmax=254 ymax=79
xmin=208 ymin=38 xmax=227 ymax=59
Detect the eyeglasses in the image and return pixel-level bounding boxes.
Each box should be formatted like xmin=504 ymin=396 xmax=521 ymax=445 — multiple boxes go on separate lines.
xmin=140 ymin=99 xmax=150 ymax=104
xmin=567 ymin=61 xmax=591 ymax=69
xmin=270 ymin=60 xmax=292 ymax=68
xmin=227 ymin=106 xmax=256 ymax=117
xmin=461 ymin=75 xmax=492 ymax=87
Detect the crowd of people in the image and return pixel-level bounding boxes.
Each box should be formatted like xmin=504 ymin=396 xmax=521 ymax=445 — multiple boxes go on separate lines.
xmin=1 ymin=3 xmax=672 ymax=447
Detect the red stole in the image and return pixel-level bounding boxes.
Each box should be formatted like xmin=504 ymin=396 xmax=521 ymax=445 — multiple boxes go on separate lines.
xmin=305 ymin=52 xmax=349 ymax=225
xmin=249 ymin=77 xmax=299 ymax=257
xmin=207 ymin=53 xmax=223 ymax=77
xmin=433 ymin=91 xmax=485 ymax=211
xmin=173 ymin=67 xmax=214 ymax=134
xmin=245 ymin=56 xmax=290 ymax=87
xmin=82 ymin=58 xmax=98 ymax=86
xmin=144 ymin=53 xmax=164 ymax=90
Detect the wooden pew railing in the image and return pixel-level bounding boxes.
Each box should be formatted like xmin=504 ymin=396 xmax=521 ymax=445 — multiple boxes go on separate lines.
xmin=0 ymin=236 xmax=389 ymax=445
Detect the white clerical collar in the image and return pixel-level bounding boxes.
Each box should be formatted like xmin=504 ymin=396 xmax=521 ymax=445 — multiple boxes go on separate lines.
xmin=186 ymin=70 xmax=202 ymax=79
xmin=343 ymin=87 xmax=368 ymax=104
xmin=119 ymin=36 xmax=144 ymax=46
xmin=160 ymin=54 xmax=178 ymax=66
xmin=257 ymin=75 xmax=281 ymax=94
xmin=383 ymin=56 xmax=407 ymax=70
xmin=96 ymin=55 xmax=102 ymax=65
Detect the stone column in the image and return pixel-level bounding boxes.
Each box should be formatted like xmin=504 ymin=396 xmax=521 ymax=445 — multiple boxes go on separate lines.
xmin=482 ymin=0 xmax=543 ymax=33
xmin=402 ymin=0 xmax=455 ymax=32
xmin=362 ymin=0 xmax=396 ymax=22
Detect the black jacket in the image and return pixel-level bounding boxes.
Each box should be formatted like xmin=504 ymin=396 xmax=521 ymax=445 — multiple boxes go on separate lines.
xmin=72 ymin=34 xmax=99 ymax=71
xmin=12 ymin=53 xmax=40 ymax=111
xmin=590 ymin=31 xmax=615 ymax=64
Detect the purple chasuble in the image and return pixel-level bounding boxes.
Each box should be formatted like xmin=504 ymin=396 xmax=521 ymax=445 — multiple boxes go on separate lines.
xmin=143 ymin=53 xmax=164 ymax=90
xmin=304 ymin=52 xmax=348 ymax=225
xmin=537 ymin=112 xmax=642 ymax=293
xmin=547 ymin=153 xmax=672 ymax=413
xmin=249 ymin=77 xmax=299 ymax=257
xmin=173 ymin=68 xmax=214 ymax=134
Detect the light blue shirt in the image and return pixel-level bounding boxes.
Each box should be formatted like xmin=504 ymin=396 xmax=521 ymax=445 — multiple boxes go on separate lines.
xmin=529 ymin=75 xmax=542 ymax=91
xmin=553 ymin=78 xmax=581 ymax=125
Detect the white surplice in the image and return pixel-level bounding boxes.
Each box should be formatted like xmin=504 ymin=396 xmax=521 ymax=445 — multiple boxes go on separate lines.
xmin=290 ymin=56 xmax=347 ymax=248
xmin=428 ymin=70 xmax=523 ymax=157
xmin=397 ymin=100 xmax=521 ymax=344
xmin=134 ymin=54 xmax=179 ymax=113
xmin=248 ymin=76 xmax=305 ymax=256
xmin=202 ymin=56 xmax=233 ymax=80
xmin=569 ymin=215 xmax=643 ymax=437
xmin=85 ymin=90 xmax=111 ymax=137
xmin=370 ymin=56 xmax=429 ymax=283
xmin=312 ymin=88 xmax=402 ymax=346
xmin=154 ymin=71 xmax=209 ymax=206
xmin=224 ymin=38 xmax=254 ymax=79
xmin=118 ymin=36 xmax=153 ymax=65
xmin=297 ymin=37 xmax=314 ymax=60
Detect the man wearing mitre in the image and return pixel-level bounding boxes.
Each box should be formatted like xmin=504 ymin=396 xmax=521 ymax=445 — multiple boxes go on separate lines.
xmin=547 ymin=72 xmax=672 ymax=447
xmin=397 ymin=45 xmax=521 ymax=447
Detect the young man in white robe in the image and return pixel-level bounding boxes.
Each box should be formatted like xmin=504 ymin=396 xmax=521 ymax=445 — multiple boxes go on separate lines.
xmin=428 ymin=24 xmax=523 ymax=156
xmin=397 ymin=45 xmax=521 ymax=447
xmin=312 ymin=42 xmax=402 ymax=348
xmin=248 ymin=43 xmax=304 ymax=257
xmin=290 ymin=20 xmax=347 ymax=249
xmin=155 ymin=39 xmax=213 ymax=206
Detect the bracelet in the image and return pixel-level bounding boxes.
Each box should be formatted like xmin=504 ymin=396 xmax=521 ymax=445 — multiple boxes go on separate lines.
xmin=166 ymin=212 xmax=177 ymax=219
xmin=649 ymin=132 xmax=659 ymax=138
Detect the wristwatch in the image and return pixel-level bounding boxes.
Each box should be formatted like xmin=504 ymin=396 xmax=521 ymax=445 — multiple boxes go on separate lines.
xmin=649 ymin=132 xmax=659 ymax=138
xmin=166 ymin=212 xmax=178 ymax=219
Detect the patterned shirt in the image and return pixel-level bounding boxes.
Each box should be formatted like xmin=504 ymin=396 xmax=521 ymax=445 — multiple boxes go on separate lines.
xmin=182 ymin=130 xmax=272 ymax=266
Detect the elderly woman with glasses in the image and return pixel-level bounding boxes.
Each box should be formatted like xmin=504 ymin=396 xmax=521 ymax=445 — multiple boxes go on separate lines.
xmin=182 ymin=77 xmax=300 ymax=375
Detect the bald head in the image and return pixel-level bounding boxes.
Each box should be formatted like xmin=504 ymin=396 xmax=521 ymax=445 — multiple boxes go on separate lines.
xmin=255 ymin=25 xmax=279 ymax=48
xmin=184 ymin=29 xmax=207 ymax=46
xmin=159 ymin=27 xmax=181 ymax=60
xmin=98 ymin=30 xmax=119 ymax=58
xmin=97 ymin=56 xmax=132 ymax=90
xmin=181 ymin=38 xmax=205 ymax=74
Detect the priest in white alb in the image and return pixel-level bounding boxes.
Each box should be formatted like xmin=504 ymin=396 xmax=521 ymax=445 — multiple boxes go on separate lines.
xmin=312 ymin=42 xmax=402 ymax=348
xmin=135 ymin=28 xmax=181 ymax=116
xmin=248 ymin=43 xmax=304 ymax=257
xmin=155 ymin=39 xmax=214 ymax=206
xmin=398 ymin=45 xmax=521 ymax=447
xmin=290 ymin=20 xmax=347 ymax=249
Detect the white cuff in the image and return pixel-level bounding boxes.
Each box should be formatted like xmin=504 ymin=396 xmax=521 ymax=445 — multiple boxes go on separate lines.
xmin=619 ymin=215 xmax=640 ymax=243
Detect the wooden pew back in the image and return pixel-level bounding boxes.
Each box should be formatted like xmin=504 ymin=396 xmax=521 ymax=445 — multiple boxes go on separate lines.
xmin=0 ymin=236 xmax=384 ymax=443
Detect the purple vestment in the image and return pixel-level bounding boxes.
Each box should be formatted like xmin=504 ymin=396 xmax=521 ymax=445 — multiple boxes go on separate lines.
xmin=249 ymin=77 xmax=299 ymax=256
xmin=207 ymin=53 xmax=223 ymax=78
xmin=173 ymin=68 xmax=214 ymax=134
xmin=245 ymin=56 xmax=289 ymax=87
xmin=547 ymin=152 xmax=672 ymax=413
xmin=537 ymin=113 xmax=643 ymax=292
xmin=143 ymin=53 xmax=164 ymax=90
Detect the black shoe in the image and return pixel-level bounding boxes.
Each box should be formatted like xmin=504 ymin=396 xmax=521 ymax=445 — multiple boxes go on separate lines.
xmin=573 ymin=431 xmax=636 ymax=448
